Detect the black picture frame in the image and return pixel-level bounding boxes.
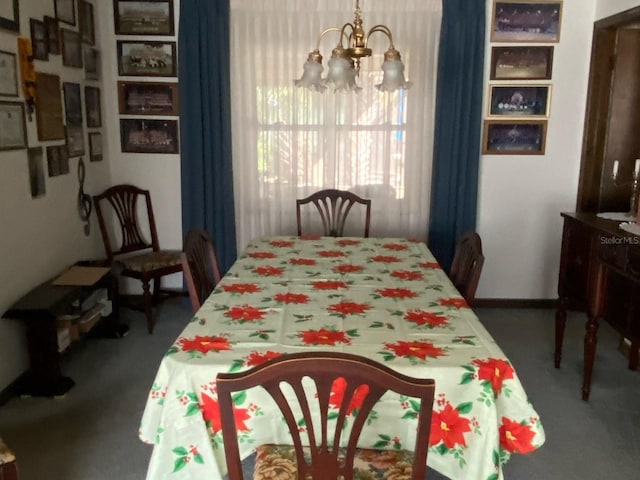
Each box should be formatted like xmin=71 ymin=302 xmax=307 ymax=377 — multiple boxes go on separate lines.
xmin=30 ymin=18 xmax=49 ymax=61
xmin=117 ymin=41 xmax=177 ymax=77
xmin=483 ymin=119 xmax=547 ymax=155
xmin=28 ymin=147 xmax=46 ymax=198
xmin=62 ymin=29 xmax=83 ymax=68
xmin=120 ymin=118 xmax=179 ymax=154
xmin=490 ymin=46 xmax=554 ymax=80
xmin=55 ymin=0 xmax=76 ymax=26
xmin=89 ymin=131 xmax=103 ymax=162
xmin=65 ymin=125 xmax=85 ymax=157
xmin=0 ymin=0 xmax=20 ymax=32
xmin=491 ymin=0 xmax=563 ymax=43
xmin=44 ymin=16 xmax=61 ymax=55
xmin=78 ymin=0 xmax=95 ymax=45
xmin=85 ymin=86 xmax=101 ymax=128
xmin=83 ymin=46 xmax=99 ymax=80
xmin=118 ymin=81 xmax=179 ymax=115
xmin=46 ymin=145 xmax=70 ymax=176
xmin=63 ymin=82 xmax=82 ymax=127
xmin=488 ymin=84 xmax=551 ymax=117
xmin=114 ymin=0 xmax=175 ymax=35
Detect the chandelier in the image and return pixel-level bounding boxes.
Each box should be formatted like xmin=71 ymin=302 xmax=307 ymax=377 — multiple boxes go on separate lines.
xmin=295 ymin=0 xmax=412 ymax=93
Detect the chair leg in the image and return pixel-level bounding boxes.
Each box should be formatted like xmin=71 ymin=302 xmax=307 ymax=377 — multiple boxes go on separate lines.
xmin=152 ymin=276 xmax=162 ymax=304
xmin=142 ymin=280 xmax=155 ymax=334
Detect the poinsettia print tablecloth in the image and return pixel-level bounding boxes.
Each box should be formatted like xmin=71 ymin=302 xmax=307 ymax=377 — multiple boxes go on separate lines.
xmin=139 ymin=236 xmax=545 ymax=480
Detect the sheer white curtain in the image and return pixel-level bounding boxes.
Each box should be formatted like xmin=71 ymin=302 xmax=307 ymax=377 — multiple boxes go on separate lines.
xmin=230 ymin=0 xmax=441 ymax=250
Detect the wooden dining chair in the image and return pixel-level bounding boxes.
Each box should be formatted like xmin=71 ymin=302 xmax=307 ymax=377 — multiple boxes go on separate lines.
xmin=217 ymin=351 xmax=435 ymax=480
xmin=181 ymin=228 xmax=222 ymax=312
xmin=296 ymin=189 xmax=371 ymax=237
xmin=93 ymin=184 xmax=182 ymax=334
xmin=449 ymin=231 xmax=485 ymax=305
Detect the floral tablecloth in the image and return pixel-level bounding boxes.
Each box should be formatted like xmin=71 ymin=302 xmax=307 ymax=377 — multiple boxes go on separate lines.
xmin=139 ymin=236 xmax=545 ymax=480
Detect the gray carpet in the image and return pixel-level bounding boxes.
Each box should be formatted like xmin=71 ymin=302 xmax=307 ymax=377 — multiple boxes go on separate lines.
xmin=0 ymin=303 xmax=639 ymax=480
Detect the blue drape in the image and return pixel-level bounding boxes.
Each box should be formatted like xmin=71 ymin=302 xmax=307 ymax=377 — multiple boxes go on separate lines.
xmin=179 ymin=0 xmax=237 ymax=273
xmin=428 ymin=0 xmax=485 ymax=271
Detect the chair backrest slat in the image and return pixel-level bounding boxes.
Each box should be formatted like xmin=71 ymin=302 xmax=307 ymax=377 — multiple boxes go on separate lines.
xmin=449 ymin=231 xmax=485 ymax=305
xmin=296 ymin=189 xmax=371 ymax=237
xmin=181 ymin=228 xmax=222 ymax=312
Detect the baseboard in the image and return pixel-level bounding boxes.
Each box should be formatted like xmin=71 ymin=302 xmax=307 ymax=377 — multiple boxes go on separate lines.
xmin=473 ymin=298 xmax=557 ymax=309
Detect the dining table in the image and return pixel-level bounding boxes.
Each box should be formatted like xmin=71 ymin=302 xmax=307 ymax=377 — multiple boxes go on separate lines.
xmin=139 ymin=235 xmax=545 ymax=480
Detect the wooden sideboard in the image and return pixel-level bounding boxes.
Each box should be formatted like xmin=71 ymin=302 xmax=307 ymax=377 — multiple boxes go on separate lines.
xmin=555 ymin=212 xmax=640 ymax=400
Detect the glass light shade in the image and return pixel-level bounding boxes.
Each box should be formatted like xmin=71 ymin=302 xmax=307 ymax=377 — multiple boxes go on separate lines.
xmin=295 ymin=60 xmax=327 ymax=92
xmin=376 ymin=58 xmax=412 ymax=92
xmin=324 ymin=56 xmax=361 ymax=93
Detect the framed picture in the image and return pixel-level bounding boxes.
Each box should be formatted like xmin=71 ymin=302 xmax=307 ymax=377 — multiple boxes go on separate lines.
xmin=491 ymin=1 xmax=562 ymax=43
xmin=89 ymin=132 xmax=103 ymax=162
xmin=46 ymin=145 xmax=69 ymax=176
xmin=78 ymin=0 xmax=95 ymax=45
xmin=114 ymin=0 xmax=175 ymax=35
xmin=120 ymin=118 xmax=179 ymax=154
xmin=482 ymin=120 xmax=547 ymax=155
xmin=44 ymin=16 xmax=61 ymax=55
xmin=488 ymin=84 xmax=551 ymax=117
xmin=0 ymin=101 xmax=27 ymax=150
xmin=35 ymin=72 xmax=65 ymax=141
xmin=28 ymin=147 xmax=46 ymax=198
xmin=0 ymin=50 xmax=18 ymax=97
xmin=0 ymin=0 xmax=20 ymax=32
xmin=490 ymin=46 xmax=553 ymax=80
xmin=66 ymin=125 xmax=85 ymax=157
xmin=117 ymin=41 xmax=176 ymax=77
xmin=63 ymin=82 xmax=83 ymax=127
xmin=55 ymin=0 xmax=76 ymax=26
xmin=118 ymin=81 xmax=179 ymax=115
xmin=84 ymin=46 xmax=99 ymax=80
xmin=61 ymin=29 xmax=83 ymax=68
xmin=85 ymin=86 xmax=101 ymax=127
xmin=30 ymin=19 xmax=49 ymax=61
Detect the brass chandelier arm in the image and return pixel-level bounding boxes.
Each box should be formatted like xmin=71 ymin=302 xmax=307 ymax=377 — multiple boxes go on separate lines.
xmin=365 ymin=24 xmax=395 ymax=49
xmin=315 ymin=26 xmax=351 ymax=51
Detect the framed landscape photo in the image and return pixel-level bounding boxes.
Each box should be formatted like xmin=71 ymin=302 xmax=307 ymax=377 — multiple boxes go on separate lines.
xmin=488 ymin=84 xmax=551 ymax=117
xmin=63 ymin=82 xmax=82 ymax=127
xmin=114 ymin=0 xmax=175 ymax=35
xmin=0 ymin=101 xmax=27 ymax=150
xmin=61 ymin=29 xmax=83 ymax=68
xmin=65 ymin=125 xmax=85 ymax=157
xmin=0 ymin=0 xmax=20 ymax=32
xmin=89 ymin=131 xmax=103 ymax=162
xmin=85 ymin=86 xmax=101 ymax=127
xmin=118 ymin=81 xmax=179 ymax=115
xmin=30 ymin=19 xmax=49 ymax=61
xmin=0 ymin=50 xmax=18 ymax=97
xmin=120 ymin=118 xmax=179 ymax=154
xmin=483 ymin=120 xmax=547 ymax=155
xmin=78 ymin=0 xmax=95 ymax=45
xmin=490 ymin=46 xmax=553 ymax=80
xmin=55 ymin=0 xmax=76 ymax=26
xmin=117 ymin=41 xmax=176 ymax=77
xmin=491 ymin=0 xmax=562 ymax=43
xmin=35 ymin=72 xmax=65 ymax=141
xmin=44 ymin=16 xmax=61 ymax=55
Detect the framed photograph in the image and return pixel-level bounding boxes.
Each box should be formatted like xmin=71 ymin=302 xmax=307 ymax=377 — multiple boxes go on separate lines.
xmin=85 ymin=86 xmax=101 ymax=127
xmin=490 ymin=46 xmax=553 ymax=80
xmin=0 ymin=50 xmax=18 ymax=97
xmin=117 ymin=41 xmax=176 ymax=77
xmin=61 ymin=29 xmax=83 ymax=68
xmin=0 ymin=0 xmax=20 ymax=32
xmin=114 ymin=0 xmax=175 ymax=35
xmin=120 ymin=118 xmax=179 ymax=154
xmin=118 ymin=81 xmax=179 ymax=115
xmin=28 ymin=147 xmax=46 ymax=198
xmin=55 ymin=0 xmax=76 ymax=26
xmin=46 ymin=145 xmax=69 ymax=176
xmin=491 ymin=1 xmax=562 ymax=43
xmin=30 ymin=19 xmax=49 ymax=61
xmin=78 ymin=0 xmax=95 ymax=45
xmin=483 ymin=120 xmax=547 ymax=155
xmin=0 ymin=101 xmax=27 ymax=150
xmin=63 ymin=82 xmax=83 ymax=127
xmin=66 ymin=125 xmax=85 ymax=157
xmin=84 ymin=46 xmax=99 ymax=80
xmin=89 ymin=131 xmax=103 ymax=162
xmin=488 ymin=84 xmax=551 ymax=117
xmin=35 ymin=72 xmax=65 ymax=141
xmin=44 ymin=16 xmax=61 ymax=55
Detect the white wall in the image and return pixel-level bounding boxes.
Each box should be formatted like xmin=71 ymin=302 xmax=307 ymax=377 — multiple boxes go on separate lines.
xmin=597 ymin=0 xmax=640 ymax=19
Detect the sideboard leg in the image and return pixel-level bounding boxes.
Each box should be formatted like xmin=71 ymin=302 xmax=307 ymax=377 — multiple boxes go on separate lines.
xmin=554 ymin=296 xmax=567 ymax=368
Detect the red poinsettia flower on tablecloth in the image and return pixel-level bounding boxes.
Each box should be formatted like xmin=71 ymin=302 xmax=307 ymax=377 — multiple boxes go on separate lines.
xmin=178 ymin=335 xmax=231 ymax=354
xmin=472 ymin=358 xmax=515 ymax=396
xmin=200 ymin=392 xmax=251 ymax=434
xmin=290 ymin=258 xmax=317 ymax=266
xmin=404 ymin=310 xmax=449 ymax=328
xmin=299 ymin=328 xmax=351 ymax=346
xmin=299 ymin=234 xmax=321 ymax=240
xmin=382 ymin=243 xmax=408 ymax=251
xmin=273 ymin=292 xmax=310 ymax=304
xmin=312 ymin=280 xmax=349 ymax=290
xmin=336 ymin=239 xmax=361 ymax=246
xmin=247 ymin=251 xmax=277 ymax=259
xmin=245 ymin=350 xmax=283 ymax=367
xmin=407 ymin=238 xmax=423 ymax=243
xmin=221 ymin=283 xmax=261 ymax=294
xmin=317 ymin=250 xmax=346 ymax=258
xmin=254 ymin=266 xmax=284 ymax=277
xmin=332 ymin=264 xmax=364 ymax=274
xmin=429 ymin=403 xmax=472 ymax=449
xmin=418 ymin=262 xmax=441 ymax=269
xmin=390 ymin=270 xmax=424 ymax=281
xmin=270 ymin=240 xmax=294 ymax=248
xmin=328 ymin=377 xmax=369 ymax=415
xmin=499 ymin=417 xmax=536 ymax=453
xmin=376 ymin=287 xmax=418 ymax=299
xmin=224 ymin=305 xmax=267 ymax=322
xmin=327 ymin=301 xmax=372 ymax=316
xmin=438 ymin=298 xmax=468 ymax=309
xmin=384 ymin=340 xmax=446 ymax=360
xmin=370 ymin=255 xmax=401 ymax=263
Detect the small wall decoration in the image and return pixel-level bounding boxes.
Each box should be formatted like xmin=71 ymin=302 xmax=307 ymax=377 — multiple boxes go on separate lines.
xmin=117 ymin=41 xmax=176 ymax=77
xmin=63 ymin=82 xmax=83 ymax=126
xmin=0 ymin=50 xmax=18 ymax=97
xmin=28 ymin=147 xmax=46 ymax=198
xmin=66 ymin=125 xmax=85 ymax=157
xmin=30 ymin=19 xmax=49 ymax=61
xmin=0 ymin=100 xmax=27 ymax=150
xmin=488 ymin=85 xmax=551 ymax=117
xmin=44 ymin=16 xmax=61 ymax=55
xmin=55 ymin=0 xmax=76 ymax=26
xmin=89 ymin=131 xmax=102 ymax=161
xmin=35 ymin=72 xmax=65 ymax=140
xmin=120 ymin=118 xmax=179 ymax=154
xmin=78 ymin=0 xmax=95 ymax=45
xmin=85 ymin=86 xmax=101 ymax=127
xmin=490 ymin=46 xmax=553 ymax=80
xmin=61 ymin=29 xmax=83 ymax=68
xmin=483 ymin=119 xmax=547 ymax=155
xmin=0 ymin=0 xmax=20 ymax=32
xmin=83 ymin=46 xmax=99 ymax=80
xmin=491 ymin=1 xmax=563 ymax=43
xmin=46 ymin=145 xmax=70 ymax=176
xmin=118 ymin=81 xmax=179 ymax=115
xmin=114 ymin=0 xmax=175 ymax=36
xmin=17 ymin=38 xmax=36 ymax=116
